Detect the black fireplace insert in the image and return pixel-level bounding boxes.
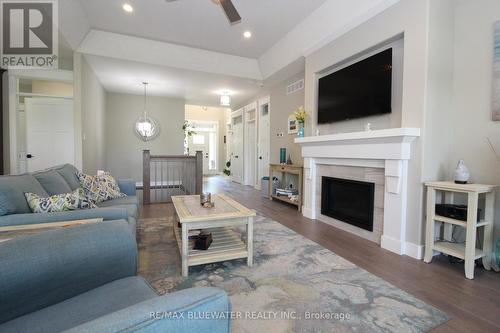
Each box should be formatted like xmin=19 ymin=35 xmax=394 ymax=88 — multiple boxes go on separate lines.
xmin=321 ymin=177 xmax=375 ymax=231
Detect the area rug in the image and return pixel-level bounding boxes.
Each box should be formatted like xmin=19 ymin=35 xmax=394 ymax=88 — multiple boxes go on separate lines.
xmin=137 ymin=214 xmax=449 ymax=333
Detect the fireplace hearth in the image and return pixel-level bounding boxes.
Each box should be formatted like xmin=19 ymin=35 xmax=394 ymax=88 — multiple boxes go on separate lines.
xmin=321 ymin=177 xmax=375 ymax=232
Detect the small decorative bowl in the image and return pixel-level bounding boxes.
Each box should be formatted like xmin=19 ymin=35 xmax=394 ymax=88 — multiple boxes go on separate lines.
xmin=200 ymin=193 xmax=214 ymax=208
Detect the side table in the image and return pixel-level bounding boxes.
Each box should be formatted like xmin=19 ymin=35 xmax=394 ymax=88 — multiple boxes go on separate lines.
xmin=424 ymin=181 xmax=496 ymax=279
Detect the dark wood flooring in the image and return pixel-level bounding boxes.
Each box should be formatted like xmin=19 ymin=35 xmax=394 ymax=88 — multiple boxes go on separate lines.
xmin=140 ymin=176 xmax=500 ymax=333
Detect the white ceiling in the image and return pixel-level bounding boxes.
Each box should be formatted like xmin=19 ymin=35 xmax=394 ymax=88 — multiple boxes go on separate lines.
xmin=70 ymin=0 xmax=400 ymax=106
xmin=85 ymin=54 xmax=263 ymax=106
xmin=77 ymin=0 xmax=328 ymax=58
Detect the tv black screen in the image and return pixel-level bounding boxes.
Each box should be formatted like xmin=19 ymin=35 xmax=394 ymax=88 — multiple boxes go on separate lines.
xmin=318 ymin=48 xmax=392 ymax=124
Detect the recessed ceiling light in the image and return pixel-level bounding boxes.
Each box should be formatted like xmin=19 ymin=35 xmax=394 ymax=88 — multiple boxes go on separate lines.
xmin=122 ymin=3 xmax=134 ymax=13
xmin=243 ymin=31 xmax=252 ymax=39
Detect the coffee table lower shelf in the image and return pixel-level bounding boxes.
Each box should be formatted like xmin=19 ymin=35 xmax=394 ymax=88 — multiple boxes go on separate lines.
xmin=174 ymin=226 xmax=248 ymax=268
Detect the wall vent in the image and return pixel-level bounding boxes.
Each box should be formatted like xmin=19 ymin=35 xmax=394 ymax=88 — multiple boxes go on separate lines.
xmin=286 ymin=79 xmax=304 ymax=95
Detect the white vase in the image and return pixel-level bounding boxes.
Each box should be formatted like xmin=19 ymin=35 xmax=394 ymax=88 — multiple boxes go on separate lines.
xmin=454 ymin=160 xmax=470 ymax=184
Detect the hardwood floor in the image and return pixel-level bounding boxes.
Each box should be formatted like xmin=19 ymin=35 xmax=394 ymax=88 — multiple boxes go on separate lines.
xmin=140 ymin=176 xmax=500 ymax=333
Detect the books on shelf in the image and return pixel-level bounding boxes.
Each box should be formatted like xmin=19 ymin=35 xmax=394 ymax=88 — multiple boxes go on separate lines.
xmin=275 ymin=188 xmax=299 ymax=197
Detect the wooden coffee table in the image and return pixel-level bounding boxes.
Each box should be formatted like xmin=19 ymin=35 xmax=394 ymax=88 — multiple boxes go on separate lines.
xmin=172 ymin=194 xmax=256 ymax=277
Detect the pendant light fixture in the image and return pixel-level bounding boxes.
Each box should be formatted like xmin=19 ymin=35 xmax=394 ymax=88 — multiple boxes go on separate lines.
xmin=134 ymin=82 xmax=160 ymax=142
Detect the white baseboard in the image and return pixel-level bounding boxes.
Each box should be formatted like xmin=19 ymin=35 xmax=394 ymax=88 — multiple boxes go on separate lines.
xmin=405 ymin=242 xmax=424 ymax=260
xmin=381 ymin=235 xmax=404 ymax=255
xmin=302 ymin=207 xmax=316 ymax=219
xmin=381 ymin=235 xmax=424 ymax=259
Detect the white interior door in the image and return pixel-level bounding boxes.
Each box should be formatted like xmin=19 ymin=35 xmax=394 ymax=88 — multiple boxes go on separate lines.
xmin=257 ymin=97 xmax=270 ymax=190
xmin=244 ymin=103 xmax=257 ymax=187
xmin=245 ymin=120 xmax=257 ymax=186
xmin=188 ymin=132 xmax=210 ymax=175
xmin=230 ymin=111 xmax=244 ymax=183
xmin=25 ymin=98 xmax=75 ymax=172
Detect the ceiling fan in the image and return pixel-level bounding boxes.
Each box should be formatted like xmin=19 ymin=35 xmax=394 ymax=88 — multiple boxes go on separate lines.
xmin=165 ymin=0 xmax=241 ymax=24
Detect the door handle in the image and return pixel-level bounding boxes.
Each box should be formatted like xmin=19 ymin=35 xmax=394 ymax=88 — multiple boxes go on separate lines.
xmin=234 ymin=156 xmax=239 ymax=158
xmin=26 ymin=154 xmax=35 ymax=159
xmin=259 ymin=156 xmax=263 ymax=160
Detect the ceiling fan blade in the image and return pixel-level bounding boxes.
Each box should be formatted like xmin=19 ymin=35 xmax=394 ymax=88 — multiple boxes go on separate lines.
xmin=219 ymin=0 xmax=241 ymax=24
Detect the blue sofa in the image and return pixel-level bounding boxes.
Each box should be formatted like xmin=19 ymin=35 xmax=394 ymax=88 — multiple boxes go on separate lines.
xmin=0 ymin=220 xmax=231 ymax=333
xmin=0 ymin=164 xmax=138 ymax=235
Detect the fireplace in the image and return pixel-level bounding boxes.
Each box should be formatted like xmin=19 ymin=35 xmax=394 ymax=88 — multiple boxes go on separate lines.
xmin=321 ymin=177 xmax=375 ymax=232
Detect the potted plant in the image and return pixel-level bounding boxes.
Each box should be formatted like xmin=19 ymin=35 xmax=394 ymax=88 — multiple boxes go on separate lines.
xmin=294 ymin=106 xmax=308 ymax=138
xmin=183 ymin=121 xmax=196 ymax=155
xmin=223 ymin=160 xmax=231 ymax=176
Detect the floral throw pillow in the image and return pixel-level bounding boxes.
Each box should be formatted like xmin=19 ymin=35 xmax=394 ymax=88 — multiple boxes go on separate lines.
xmin=25 ymin=188 xmax=97 ymax=213
xmin=77 ymin=171 xmax=126 ymax=204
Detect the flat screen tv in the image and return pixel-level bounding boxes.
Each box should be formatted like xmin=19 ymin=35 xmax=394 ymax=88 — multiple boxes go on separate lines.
xmin=317 ymin=48 xmax=392 ymax=124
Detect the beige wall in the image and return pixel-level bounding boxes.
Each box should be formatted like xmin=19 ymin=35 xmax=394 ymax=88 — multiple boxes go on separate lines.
xmin=450 ymin=0 xmax=500 ymax=237
xmin=32 ymin=80 xmax=74 ymax=97
xmin=185 ymin=105 xmax=230 ymax=172
xmin=105 ymin=92 xmax=185 ymax=181
xmin=81 ymin=56 xmax=106 ymax=174
xmin=268 ymin=72 xmax=305 ymax=165
xmin=421 ymin=0 xmax=456 ymax=186
xmin=235 ymin=71 xmax=305 ymax=166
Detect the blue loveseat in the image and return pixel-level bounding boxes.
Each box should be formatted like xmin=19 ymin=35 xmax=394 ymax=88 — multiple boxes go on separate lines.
xmin=0 ymin=220 xmax=231 ymax=332
xmin=0 ymin=164 xmax=138 ymax=235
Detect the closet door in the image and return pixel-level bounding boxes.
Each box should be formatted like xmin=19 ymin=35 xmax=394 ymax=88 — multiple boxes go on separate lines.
xmin=25 ymin=98 xmax=75 ymax=172
xmin=230 ymin=109 xmax=244 ymax=183
xmin=244 ymin=102 xmax=257 ymax=187
xmin=257 ymin=96 xmax=270 ymax=190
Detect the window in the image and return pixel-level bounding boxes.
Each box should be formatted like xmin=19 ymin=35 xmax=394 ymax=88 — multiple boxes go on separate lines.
xmin=192 ymin=134 xmax=205 ymax=145
xmin=209 ymin=132 xmax=217 ymax=171
xmin=261 ymin=104 xmax=269 ymax=117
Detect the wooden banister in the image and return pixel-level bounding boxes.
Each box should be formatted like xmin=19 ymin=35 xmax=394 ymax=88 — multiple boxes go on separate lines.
xmin=195 ymin=150 xmax=203 ymax=195
xmin=142 ymin=150 xmax=203 ymax=204
xmin=143 ymin=150 xmax=151 ymax=205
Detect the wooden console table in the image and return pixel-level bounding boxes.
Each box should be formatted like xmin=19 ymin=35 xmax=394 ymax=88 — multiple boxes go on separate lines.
xmin=269 ymin=164 xmax=303 ymax=212
xmin=424 ymin=181 xmax=496 ymax=279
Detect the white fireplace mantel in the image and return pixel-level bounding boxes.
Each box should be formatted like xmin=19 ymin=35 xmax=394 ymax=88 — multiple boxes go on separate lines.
xmin=295 ymin=128 xmax=422 ymax=259
xmin=295 ymin=127 xmax=420 ymax=160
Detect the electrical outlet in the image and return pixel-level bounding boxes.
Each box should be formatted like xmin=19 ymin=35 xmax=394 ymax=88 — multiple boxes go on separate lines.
xmin=276 ymin=132 xmax=284 ymax=137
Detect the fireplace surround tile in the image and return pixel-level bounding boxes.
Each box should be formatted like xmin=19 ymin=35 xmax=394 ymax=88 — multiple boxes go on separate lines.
xmin=295 ymin=128 xmax=421 ymax=258
xmin=315 ymin=164 xmax=385 ymax=244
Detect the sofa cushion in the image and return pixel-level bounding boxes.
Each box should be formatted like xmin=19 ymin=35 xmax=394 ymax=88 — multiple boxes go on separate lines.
xmin=0 ymin=174 xmax=48 ymax=214
xmin=0 ymin=277 xmax=158 ymax=333
xmin=97 ymin=198 xmax=138 ymax=219
xmin=25 ymin=188 xmax=96 ymax=213
xmin=0 ymin=220 xmax=137 ymax=324
xmin=96 ymin=196 xmax=138 ymax=208
xmin=0 ymin=192 xmax=16 ymax=216
xmin=33 ymin=170 xmax=72 ymax=196
xmin=53 ymin=164 xmax=81 ymax=191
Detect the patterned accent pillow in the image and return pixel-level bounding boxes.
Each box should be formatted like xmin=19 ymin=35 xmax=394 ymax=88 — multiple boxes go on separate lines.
xmin=76 ymin=171 xmax=126 ymax=204
xmin=25 ymin=188 xmax=97 ymax=213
